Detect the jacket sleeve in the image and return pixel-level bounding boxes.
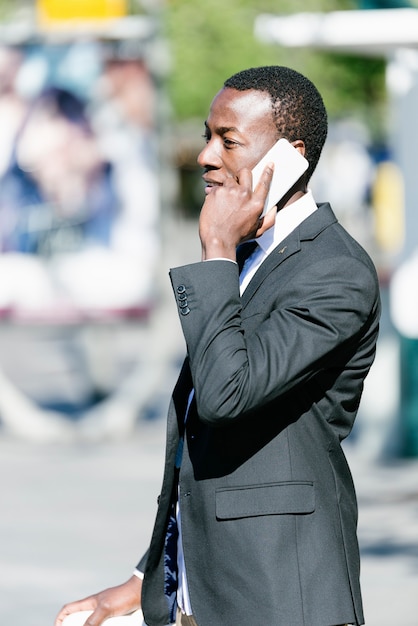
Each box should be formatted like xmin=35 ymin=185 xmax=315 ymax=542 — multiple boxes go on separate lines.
xmin=169 ymin=256 xmax=379 ymax=426
xmin=136 ymin=548 xmax=149 ymax=574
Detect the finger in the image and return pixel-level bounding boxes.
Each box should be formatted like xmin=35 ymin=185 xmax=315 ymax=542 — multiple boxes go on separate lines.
xmin=83 ymin=606 xmax=113 ymax=626
xmin=235 ymin=167 xmax=252 ymax=188
xmin=55 ymin=599 xmax=97 ymax=626
xmin=253 ymin=163 xmax=274 ymax=194
xmin=255 ymin=204 xmax=276 ymax=238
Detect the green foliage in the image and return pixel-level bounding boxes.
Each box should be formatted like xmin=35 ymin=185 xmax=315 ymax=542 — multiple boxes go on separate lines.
xmin=163 ymin=0 xmax=387 ymax=137
xmin=0 ymin=0 xmax=20 ymax=20
xmin=297 ymin=52 xmax=387 ymax=139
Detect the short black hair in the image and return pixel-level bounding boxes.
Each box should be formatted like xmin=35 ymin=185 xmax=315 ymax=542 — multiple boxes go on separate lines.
xmin=224 ymin=66 xmax=327 ymax=181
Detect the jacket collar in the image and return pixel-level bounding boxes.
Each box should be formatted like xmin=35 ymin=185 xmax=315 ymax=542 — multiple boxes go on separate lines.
xmin=241 ymin=202 xmax=337 ymax=306
xmin=257 ymin=189 xmax=318 ymax=256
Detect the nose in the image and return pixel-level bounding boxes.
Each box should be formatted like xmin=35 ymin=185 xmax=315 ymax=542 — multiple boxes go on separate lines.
xmin=197 ymin=140 xmax=221 ymax=170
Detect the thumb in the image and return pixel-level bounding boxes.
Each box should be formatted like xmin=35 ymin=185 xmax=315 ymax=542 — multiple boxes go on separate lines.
xmin=55 ymin=599 xmax=98 ymax=626
xmin=82 ymin=606 xmax=112 ymax=626
xmin=255 ymin=205 xmax=276 ymax=238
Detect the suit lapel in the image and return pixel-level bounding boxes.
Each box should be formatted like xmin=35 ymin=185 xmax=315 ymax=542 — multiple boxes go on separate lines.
xmin=241 ymin=233 xmax=300 ymax=306
xmin=241 ymin=203 xmax=337 ymax=307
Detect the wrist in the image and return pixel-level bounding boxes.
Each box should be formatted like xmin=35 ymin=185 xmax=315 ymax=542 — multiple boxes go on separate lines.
xmin=201 ymin=238 xmax=236 ymax=261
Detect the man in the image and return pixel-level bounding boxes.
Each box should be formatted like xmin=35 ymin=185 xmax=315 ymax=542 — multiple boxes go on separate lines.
xmin=55 ymin=66 xmax=380 ymax=626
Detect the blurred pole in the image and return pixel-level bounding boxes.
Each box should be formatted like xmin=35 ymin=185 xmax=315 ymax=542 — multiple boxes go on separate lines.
xmin=386 ymin=50 xmax=418 ymax=264
xmin=386 ymin=50 xmax=418 ymax=456
xmin=399 ymin=336 xmax=418 ymax=456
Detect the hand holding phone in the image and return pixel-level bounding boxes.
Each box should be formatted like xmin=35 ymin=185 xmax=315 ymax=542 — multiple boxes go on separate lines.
xmin=252 ymin=138 xmax=308 ymax=216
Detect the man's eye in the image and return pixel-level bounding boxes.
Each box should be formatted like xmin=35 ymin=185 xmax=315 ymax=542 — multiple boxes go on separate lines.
xmin=223 ymin=138 xmax=236 ymax=148
xmin=202 ymin=134 xmax=210 ymax=143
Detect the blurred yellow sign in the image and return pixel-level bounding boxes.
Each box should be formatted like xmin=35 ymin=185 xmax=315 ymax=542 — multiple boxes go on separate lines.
xmin=37 ymin=0 xmax=127 ymax=25
xmin=372 ymin=160 xmax=405 ymax=254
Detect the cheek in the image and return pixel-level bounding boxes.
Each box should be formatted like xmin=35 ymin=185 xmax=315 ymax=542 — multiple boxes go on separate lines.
xmin=223 ymin=155 xmax=239 ymax=178
xmin=227 ymin=147 xmax=263 ymax=176
xmin=226 ymin=153 xmax=258 ymax=180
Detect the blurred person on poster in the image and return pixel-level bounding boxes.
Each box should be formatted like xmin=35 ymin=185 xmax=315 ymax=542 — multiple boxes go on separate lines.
xmin=0 ymin=45 xmax=29 ymax=177
xmin=88 ymin=49 xmax=160 ymax=306
xmin=55 ymin=66 xmax=380 ymax=626
xmin=0 ymin=81 xmax=159 ymax=317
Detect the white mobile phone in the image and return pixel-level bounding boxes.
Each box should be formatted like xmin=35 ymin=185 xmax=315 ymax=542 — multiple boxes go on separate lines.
xmin=252 ymin=138 xmax=309 ymax=216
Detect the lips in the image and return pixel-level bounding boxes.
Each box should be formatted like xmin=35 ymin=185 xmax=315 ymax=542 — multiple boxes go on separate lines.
xmin=202 ymin=177 xmax=223 ymax=194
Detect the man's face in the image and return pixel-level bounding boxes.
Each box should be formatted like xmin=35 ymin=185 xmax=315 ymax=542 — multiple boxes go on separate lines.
xmin=198 ymin=87 xmax=278 ymax=195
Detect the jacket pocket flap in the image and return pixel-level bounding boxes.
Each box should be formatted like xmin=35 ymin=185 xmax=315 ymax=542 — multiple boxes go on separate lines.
xmin=216 ymin=481 xmax=314 ymax=519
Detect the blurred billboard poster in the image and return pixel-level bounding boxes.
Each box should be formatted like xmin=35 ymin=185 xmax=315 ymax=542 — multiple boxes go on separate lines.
xmin=0 ymin=39 xmax=160 ymax=322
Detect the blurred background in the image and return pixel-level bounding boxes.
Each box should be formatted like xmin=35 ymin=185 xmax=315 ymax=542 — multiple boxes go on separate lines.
xmin=0 ymin=1 xmax=417 ymax=625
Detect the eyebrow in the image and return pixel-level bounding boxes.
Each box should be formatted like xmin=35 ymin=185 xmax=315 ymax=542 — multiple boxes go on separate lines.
xmin=204 ymin=121 xmax=240 ymax=134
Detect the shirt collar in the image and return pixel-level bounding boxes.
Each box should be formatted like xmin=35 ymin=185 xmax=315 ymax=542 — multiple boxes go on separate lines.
xmin=257 ymin=189 xmax=318 ymax=256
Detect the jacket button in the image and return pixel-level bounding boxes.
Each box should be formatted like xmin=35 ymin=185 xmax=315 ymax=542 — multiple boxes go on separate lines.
xmin=177 ymin=285 xmax=186 ymax=294
xmin=180 ymin=306 xmax=190 ymax=316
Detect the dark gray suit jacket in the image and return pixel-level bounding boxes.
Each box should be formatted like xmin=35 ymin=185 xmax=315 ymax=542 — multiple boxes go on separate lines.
xmin=139 ymin=203 xmax=380 ymax=626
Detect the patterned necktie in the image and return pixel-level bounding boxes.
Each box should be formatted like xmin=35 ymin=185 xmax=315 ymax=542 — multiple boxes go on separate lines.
xmin=164 ymin=481 xmax=179 ymax=622
xmin=236 ymin=240 xmax=258 ymax=274
xmin=164 ymin=392 xmax=195 ymax=622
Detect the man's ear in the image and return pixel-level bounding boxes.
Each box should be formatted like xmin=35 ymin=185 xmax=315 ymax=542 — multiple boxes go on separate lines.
xmin=291 ymin=139 xmax=305 ymax=157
